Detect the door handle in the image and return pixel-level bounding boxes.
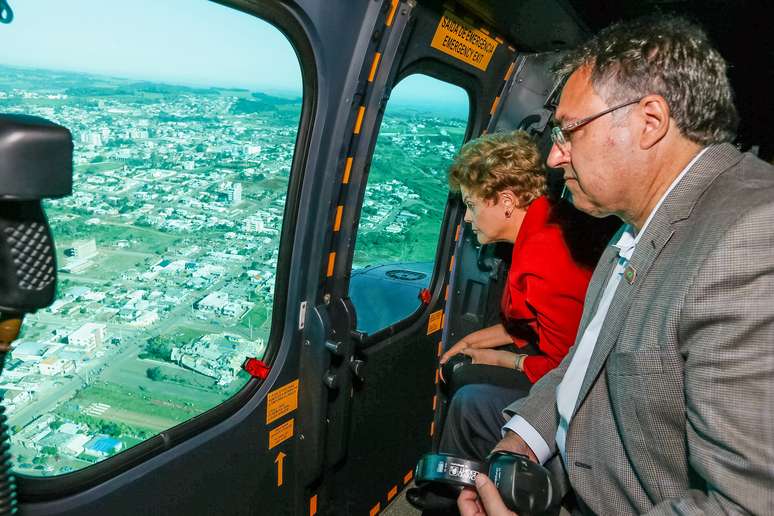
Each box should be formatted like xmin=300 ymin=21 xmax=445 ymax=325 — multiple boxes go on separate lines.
xmin=325 ymin=340 xmax=345 ymax=356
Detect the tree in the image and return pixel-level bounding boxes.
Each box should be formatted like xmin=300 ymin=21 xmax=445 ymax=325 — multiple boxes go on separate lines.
xmin=100 ymin=422 xmax=122 ymax=437
xmin=144 ymin=336 xmax=173 ymax=361
xmin=146 ymin=367 xmax=164 ymax=381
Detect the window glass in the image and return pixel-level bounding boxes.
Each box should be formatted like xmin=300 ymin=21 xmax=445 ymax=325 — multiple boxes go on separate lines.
xmin=349 ymin=75 xmax=468 ymax=334
xmin=0 ymin=0 xmax=301 ymax=476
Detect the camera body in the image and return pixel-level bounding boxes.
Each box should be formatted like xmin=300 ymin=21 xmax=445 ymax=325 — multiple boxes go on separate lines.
xmin=488 ymin=451 xmax=559 ymax=515
xmin=415 ymin=451 xmax=560 ymax=515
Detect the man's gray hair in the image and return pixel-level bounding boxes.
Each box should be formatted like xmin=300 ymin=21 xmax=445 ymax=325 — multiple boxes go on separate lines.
xmin=557 ymin=16 xmax=738 ymax=145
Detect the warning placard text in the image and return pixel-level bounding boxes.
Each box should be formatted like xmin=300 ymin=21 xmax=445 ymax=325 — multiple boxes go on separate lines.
xmin=427 ymin=309 xmax=444 ymax=335
xmin=431 ymin=13 xmax=498 ymax=71
xmin=269 ymin=418 xmax=294 ymax=449
xmin=266 ymin=379 xmax=299 ymax=424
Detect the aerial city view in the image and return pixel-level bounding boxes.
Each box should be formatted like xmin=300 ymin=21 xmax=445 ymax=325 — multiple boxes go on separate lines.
xmin=0 ymin=64 xmax=466 ymax=476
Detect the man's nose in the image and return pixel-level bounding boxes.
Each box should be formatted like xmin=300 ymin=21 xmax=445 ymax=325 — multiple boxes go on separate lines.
xmin=463 ymin=207 xmax=472 ymax=223
xmin=546 ymin=142 xmax=569 ymax=169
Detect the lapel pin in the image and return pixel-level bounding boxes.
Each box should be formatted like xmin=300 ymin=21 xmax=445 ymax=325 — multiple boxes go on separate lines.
xmin=624 ymin=265 xmax=637 ymax=284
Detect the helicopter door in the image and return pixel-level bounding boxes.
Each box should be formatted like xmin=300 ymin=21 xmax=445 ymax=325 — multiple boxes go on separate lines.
xmin=312 ymin=4 xmax=517 ymax=514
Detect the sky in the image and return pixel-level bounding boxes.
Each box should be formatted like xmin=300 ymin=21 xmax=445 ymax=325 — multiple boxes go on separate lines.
xmin=1 ymin=0 xmax=468 ymax=114
xmin=390 ymin=75 xmax=470 ymax=119
xmin=1 ymin=0 xmax=303 ymax=93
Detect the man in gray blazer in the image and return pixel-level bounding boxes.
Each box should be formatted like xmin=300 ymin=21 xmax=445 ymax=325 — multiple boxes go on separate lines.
xmin=458 ymin=16 xmax=774 ymax=516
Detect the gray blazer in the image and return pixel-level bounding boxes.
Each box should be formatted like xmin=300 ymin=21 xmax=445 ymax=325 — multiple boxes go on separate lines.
xmin=505 ymin=144 xmax=774 ymax=515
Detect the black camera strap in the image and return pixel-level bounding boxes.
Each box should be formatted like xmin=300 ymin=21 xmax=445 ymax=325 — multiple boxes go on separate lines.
xmin=415 ymin=453 xmax=488 ymax=488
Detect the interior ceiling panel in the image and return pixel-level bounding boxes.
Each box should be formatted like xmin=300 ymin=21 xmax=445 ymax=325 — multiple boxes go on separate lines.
xmin=419 ymin=0 xmax=774 ymax=157
xmin=454 ymin=0 xmax=590 ymax=52
xmin=420 ymin=0 xmax=591 ymax=51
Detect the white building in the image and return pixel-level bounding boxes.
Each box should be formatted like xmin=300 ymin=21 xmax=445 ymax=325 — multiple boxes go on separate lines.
xmin=2 ymin=389 xmax=31 ymax=414
xmin=229 ymin=183 xmax=242 ymax=205
xmin=129 ymin=310 xmax=159 ymax=328
xmin=244 ymin=144 xmax=261 ymax=156
xmin=64 ymin=239 xmax=97 ymax=261
xmin=128 ymin=128 xmax=149 ymax=140
xmin=79 ymin=131 xmax=102 ymax=146
xmin=195 ymin=292 xmax=250 ymax=319
xmin=39 ymin=356 xmax=63 ymax=376
xmin=67 ymin=323 xmax=106 ymax=354
xmin=62 ymin=434 xmax=91 ymax=456
xmin=39 ymin=355 xmax=75 ymax=376
xmin=244 ymin=214 xmax=264 ymax=233
xmin=195 ymin=291 xmax=229 ymax=314
xmin=12 ymin=341 xmax=49 ymax=362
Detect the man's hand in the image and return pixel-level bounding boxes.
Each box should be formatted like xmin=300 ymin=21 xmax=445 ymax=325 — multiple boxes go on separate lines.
xmin=458 ymin=433 xmax=540 ymax=516
xmin=462 ymin=349 xmax=518 ymax=370
xmin=458 ymin=474 xmax=516 ymax=516
xmin=493 ymin=431 xmax=538 ymax=463
xmin=458 ymin=486 xmax=486 ymax=516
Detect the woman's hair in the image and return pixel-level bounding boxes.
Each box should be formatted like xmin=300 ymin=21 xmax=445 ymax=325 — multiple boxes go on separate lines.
xmin=448 ymin=130 xmax=546 ymax=207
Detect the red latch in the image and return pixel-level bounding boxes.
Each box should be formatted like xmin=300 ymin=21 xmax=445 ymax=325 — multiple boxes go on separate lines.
xmin=243 ymin=357 xmax=271 ymax=379
xmin=419 ymin=288 xmax=431 ymax=304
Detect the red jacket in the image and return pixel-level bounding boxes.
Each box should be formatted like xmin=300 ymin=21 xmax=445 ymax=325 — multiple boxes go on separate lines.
xmin=501 ymin=195 xmax=592 ymax=383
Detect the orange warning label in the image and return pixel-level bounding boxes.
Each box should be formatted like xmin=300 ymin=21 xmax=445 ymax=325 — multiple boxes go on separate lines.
xmin=267 ymin=379 xmax=299 ymax=424
xmin=269 ymin=418 xmax=294 ymax=449
xmin=431 ymin=12 xmax=498 ymax=71
xmin=427 ymin=309 xmax=443 ymax=335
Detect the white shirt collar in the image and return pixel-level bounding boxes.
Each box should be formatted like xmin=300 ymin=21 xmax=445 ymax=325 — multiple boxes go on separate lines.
xmin=613 ymin=147 xmax=707 ymax=260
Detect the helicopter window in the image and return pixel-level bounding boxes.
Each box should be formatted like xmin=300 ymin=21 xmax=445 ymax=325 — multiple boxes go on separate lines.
xmin=0 ymin=0 xmax=301 ymax=477
xmin=349 ymin=74 xmax=468 ymax=334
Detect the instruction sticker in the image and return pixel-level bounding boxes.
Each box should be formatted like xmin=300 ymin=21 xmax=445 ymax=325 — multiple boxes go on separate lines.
xmin=431 ymin=12 xmax=499 ymax=71
xmin=269 ymin=418 xmax=294 ymax=449
xmin=427 ymin=309 xmax=443 ymax=335
xmin=267 ymin=379 xmax=299 ymax=424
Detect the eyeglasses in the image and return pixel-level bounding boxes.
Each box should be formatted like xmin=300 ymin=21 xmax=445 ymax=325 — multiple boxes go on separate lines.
xmin=550 ymin=98 xmax=642 ymax=153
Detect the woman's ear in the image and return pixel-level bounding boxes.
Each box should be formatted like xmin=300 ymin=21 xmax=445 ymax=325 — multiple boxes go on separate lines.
xmin=498 ymin=190 xmax=517 ymax=211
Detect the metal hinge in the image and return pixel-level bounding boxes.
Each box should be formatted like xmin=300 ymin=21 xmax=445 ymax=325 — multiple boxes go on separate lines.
xmin=298 ymin=301 xmax=307 ymax=330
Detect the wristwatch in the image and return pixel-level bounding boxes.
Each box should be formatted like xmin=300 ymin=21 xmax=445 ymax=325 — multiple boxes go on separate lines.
xmin=515 ymin=354 xmax=527 ymax=372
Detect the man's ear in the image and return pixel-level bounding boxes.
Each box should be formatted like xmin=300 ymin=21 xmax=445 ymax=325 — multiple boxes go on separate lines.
xmin=639 ymin=95 xmax=670 ymax=149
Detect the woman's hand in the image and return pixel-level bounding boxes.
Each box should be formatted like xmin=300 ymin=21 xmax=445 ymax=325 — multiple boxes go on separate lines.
xmin=462 ymin=348 xmax=518 ymax=369
xmin=439 ymin=337 xmax=472 ymax=365
xmin=458 ymin=474 xmax=517 ymax=516
xmin=440 ymin=324 xmax=518 ymax=366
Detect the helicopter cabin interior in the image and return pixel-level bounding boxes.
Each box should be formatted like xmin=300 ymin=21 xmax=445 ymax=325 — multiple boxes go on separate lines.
xmin=0 ymin=0 xmax=771 ymax=514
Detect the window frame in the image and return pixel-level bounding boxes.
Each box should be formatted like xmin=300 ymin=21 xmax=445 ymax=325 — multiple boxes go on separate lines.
xmin=16 ymin=0 xmax=317 ymax=499
xmin=347 ymin=71 xmax=473 ymax=340
xmin=340 ymin=62 xmax=479 ymax=345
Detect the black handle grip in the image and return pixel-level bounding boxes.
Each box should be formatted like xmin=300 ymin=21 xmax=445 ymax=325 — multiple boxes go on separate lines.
xmin=0 ymin=200 xmax=57 ymax=313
